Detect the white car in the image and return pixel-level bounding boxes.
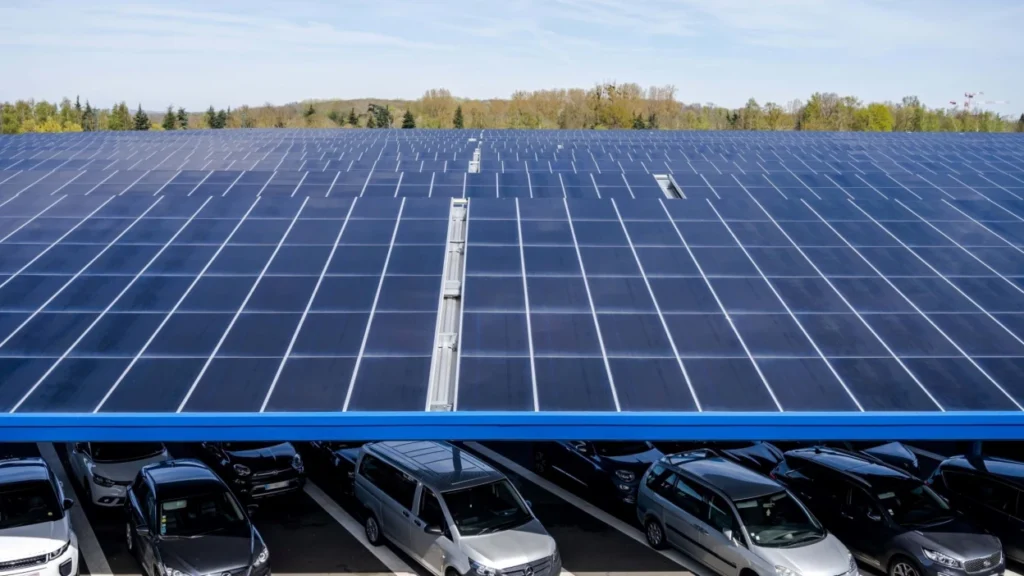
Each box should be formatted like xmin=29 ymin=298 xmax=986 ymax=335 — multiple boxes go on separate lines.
xmin=0 ymin=458 xmax=78 ymax=576
xmin=66 ymin=443 xmax=169 ymax=507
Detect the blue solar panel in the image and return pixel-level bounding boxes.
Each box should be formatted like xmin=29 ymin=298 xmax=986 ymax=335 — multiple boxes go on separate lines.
xmin=3 ymin=130 xmax=1024 ymax=440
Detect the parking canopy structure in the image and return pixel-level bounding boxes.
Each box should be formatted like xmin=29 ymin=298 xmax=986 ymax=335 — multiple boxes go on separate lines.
xmin=1 ymin=129 xmax=1024 ymax=441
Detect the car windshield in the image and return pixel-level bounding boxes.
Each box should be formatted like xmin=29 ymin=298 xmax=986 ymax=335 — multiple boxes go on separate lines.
xmin=876 ymin=482 xmax=952 ymax=527
xmin=734 ymin=491 xmax=824 ymax=548
xmin=90 ymin=443 xmax=165 ymax=463
xmin=0 ymin=480 xmax=62 ymax=529
xmin=158 ymin=490 xmax=247 ymax=537
xmin=593 ymin=442 xmax=653 ymax=457
xmin=442 ymin=480 xmax=533 ymax=537
xmin=222 ymin=442 xmax=285 ymax=451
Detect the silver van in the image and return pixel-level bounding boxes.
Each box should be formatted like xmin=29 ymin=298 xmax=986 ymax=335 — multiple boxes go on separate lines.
xmin=638 ymin=451 xmax=856 ymax=576
xmin=354 ymin=441 xmax=560 ymax=576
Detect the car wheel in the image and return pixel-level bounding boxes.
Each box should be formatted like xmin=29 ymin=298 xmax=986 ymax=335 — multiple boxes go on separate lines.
xmin=889 ymin=556 xmax=922 ymax=576
xmin=645 ymin=519 xmax=667 ymax=550
xmin=534 ymin=449 xmax=550 ymax=476
xmin=365 ymin=514 xmax=383 ymax=546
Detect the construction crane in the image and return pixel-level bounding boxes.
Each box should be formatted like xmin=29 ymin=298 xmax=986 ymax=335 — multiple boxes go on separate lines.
xmin=949 ymin=92 xmax=1009 ymax=112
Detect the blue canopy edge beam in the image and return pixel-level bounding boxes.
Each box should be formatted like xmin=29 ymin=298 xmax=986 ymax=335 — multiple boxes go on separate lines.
xmin=0 ymin=412 xmax=1023 ymax=442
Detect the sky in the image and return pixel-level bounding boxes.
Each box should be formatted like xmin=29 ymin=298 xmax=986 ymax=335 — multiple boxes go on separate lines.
xmin=1 ymin=0 xmax=1021 ymax=115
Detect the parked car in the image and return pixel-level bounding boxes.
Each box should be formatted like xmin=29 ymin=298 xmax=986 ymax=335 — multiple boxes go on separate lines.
xmin=928 ymin=454 xmax=1024 ymax=563
xmin=773 ymin=447 xmax=1003 ymax=576
xmin=298 ymin=441 xmax=365 ymax=495
xmin=125 ymin=459 xmax=269 ymax=576
xmin=637 ymin=450 xmax=854 ymax=576
xmin=66 ymin=443 xmax=170 ymax=507
xmin=533 ymin=441 xmax=662 ymax=504
xmin=198 ymin=442 xmax=305 ymax=502
xmin=656 ymin=442 xmax=786 ymax=476
xmin=355 ymin=441 xmax=560 ymax=576
xmin=0 ymin=458 xmax=78 ymax=576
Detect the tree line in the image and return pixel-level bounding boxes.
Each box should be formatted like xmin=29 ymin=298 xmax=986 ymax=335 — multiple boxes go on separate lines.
xmin=3 ymin=85 xmax=1023 ymax=134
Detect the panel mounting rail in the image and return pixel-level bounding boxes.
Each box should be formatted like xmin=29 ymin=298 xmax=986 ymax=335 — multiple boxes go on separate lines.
xmin=426 ymin=197 xmax=468 ymax=411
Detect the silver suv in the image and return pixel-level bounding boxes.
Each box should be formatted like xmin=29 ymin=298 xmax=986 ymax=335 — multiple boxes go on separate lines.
xmin=354 ymin=441 xmax=560 ymax=576
xmin=637 ymin=450 xmax=856 ymax=576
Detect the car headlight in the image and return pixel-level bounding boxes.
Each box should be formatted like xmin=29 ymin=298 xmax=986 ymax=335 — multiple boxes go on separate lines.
xmin=776 ymin=566 xmax=801 ymax=576
xmin=92 ymin=474 xmax=117 ymax=488
xmin=292 ymin=453 xmax=304 ymax=471
xmin=615 ymin=470 xmax=636 ymax=482
xmin=470 ymin=559 xmax=497 ymax=576
xmin=46 ymin=540 xmax=70 ymax=561
xmin=233 ymin=463 xmax=251 ymax=477
xmin=162 ymin=566 xmax=188 ymax=576
xmin=923 ymin=549 xmax=963 ymax=569
xmin=254 ymin=545 xmax=270 ymax=566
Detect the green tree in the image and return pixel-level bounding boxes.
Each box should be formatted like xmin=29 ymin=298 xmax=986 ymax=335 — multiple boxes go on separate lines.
xmin=108 ymin=102 xmax=131 ymax=131
xmin=1017 ymin=114 xmax=1024 ymax=133
xmin=205 ymin=106 xmax=217 ymax=128
xmin=453 ymin=105 xmax=465 ymax=129
xmin=367 ymin=103 xmax=393 ymax=128
xmin=401 ymin=110 xmax=416 ymax=129
xmin=326 ymin=110 xmax=342 ymax=126
xmin=303 ymin=103 xmax=316 ymax=125
xmin=81 ymin=101 xmax=96 ymax=131
xmin=348 ymin=108 xmax=358 ymax=126
xmin=177 ymin=107 xmax=189 ymax=130
xmin=215 ymin=109 xmax=228 ymax=129
xmin=646 ymin=112 xmax=659 ymax=129
xmin=366 ymin=114 xmax=376 ymax=129
xmin=133 ymin=104 xmax=150 ymax=130
xmin=632 ymin=113 xmax=646 ymax=129
xmin=162 ymin=105 xmax=177 ymax=130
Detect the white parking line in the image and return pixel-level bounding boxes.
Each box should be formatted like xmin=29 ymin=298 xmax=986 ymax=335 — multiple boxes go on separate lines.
xmin=464 ymin=443 xmax=707 ymax=576
xmin=303 ymin=480 xmax=418 ymax=576
xmin=37 ymin=443 xmax=115 ymax=576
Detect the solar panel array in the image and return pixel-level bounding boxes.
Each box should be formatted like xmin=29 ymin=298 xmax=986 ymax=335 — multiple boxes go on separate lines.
xmin=2 ymin=130 xmax=1024 ymax=431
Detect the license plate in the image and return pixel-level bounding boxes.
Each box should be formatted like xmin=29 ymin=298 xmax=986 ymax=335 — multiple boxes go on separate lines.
xmin=264 ymin=481 xmax=290 ymax=491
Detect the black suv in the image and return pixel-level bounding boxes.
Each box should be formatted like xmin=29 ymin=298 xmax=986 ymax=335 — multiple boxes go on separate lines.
xmin=533 ymin=441 xmax=662 ymax=505
xmin=198 ymin=442 xmax=305 ymax=502
xmin=125 ymin=459 xmax=269 ymax=576
xmin=929 ymin=455 xmax=1024 ymax=563
xmin=772 ymin=447 xmax=1003 ymax=576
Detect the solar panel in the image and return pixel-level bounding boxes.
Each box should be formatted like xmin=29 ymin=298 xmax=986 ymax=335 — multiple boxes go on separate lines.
xmin=1 ymin=129 xmax=1024 ymax=440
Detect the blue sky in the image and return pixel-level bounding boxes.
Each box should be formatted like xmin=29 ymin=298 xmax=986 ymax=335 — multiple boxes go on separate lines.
xmin=1 ymin=0 xmax=1021 ymax=114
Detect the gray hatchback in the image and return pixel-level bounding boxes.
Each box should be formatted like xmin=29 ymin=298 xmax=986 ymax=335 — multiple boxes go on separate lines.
xmin=637 ymin=451 xmax=856 ymax=576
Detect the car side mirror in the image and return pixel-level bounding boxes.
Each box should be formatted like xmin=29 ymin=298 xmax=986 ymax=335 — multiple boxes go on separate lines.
xmin=424 ymin=524 xmax=443 ymax=535
xmin=62 ymin=498 xmax=74 ymax=511
xmin=866 ymin=510 xmax=882 ymax=522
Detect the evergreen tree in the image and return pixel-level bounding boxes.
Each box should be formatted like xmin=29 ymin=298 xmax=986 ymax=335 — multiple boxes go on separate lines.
xmin=1017 ymin=114 xmax=1024 ymax=133
xmin=215 ymin=109 xmax=228 ymax=129
xmin=205 ymin=106 xmax=217 ymax=129
xmin=453 ymin=105 xmax=465 ymax=129
xmin=74 ymin=96 xmax=82 ymax=115
xmin=162 ymin=105 xmax=177 ymax=130
xmin=326 ymin=110 xmax=342 ymax=126
xmin=133 ymin=104 xmax=150 ymax=131
xmin=366 ymin=114 xmax=376 ymax=129
xmin=367 ymin=103 xmax=393 ymax=128
xmin=401 ymin=110 xmax=416 ymax=129
xmin=81 ymin=101 xmax=95 ymax=131
xmin=177 ymin=107 xmax=189 ymax=130
xmin=348 ymin=108 xmax=358 ymax=126
xmin=109 ymin=102 xmax=131 ymax=131
xmin=647 ymin=112 xmax=659 ymax=129
xmin=632 ymin=113 xmax=646 ymax=129
xmin=303 ymin=103 xmax=316 ymax=125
